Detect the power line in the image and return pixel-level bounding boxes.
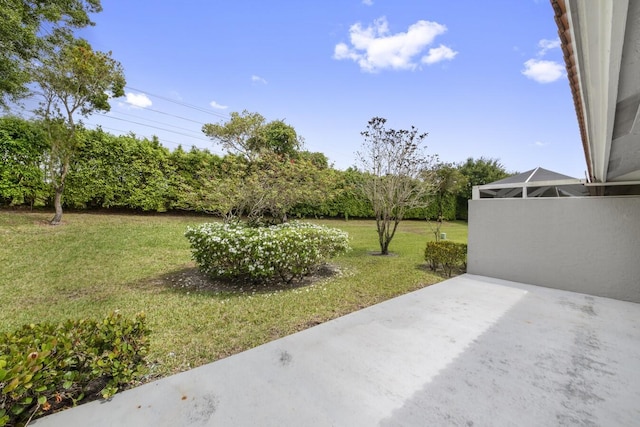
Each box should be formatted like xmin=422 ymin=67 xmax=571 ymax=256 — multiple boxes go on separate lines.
xmin=93 ymin=114 xmax=210 ymax=142
xmin=4 ymin=88 xmax=227 ymax=152
xmin=125 ymin=85 xmax=230 ymax=120
xmin=134 ymin=106 xmax=208 ymax=125
xmin=97 ymin=111 xmax=206 ymax=137
xmin=82 ymin=122 xmax=221 ymax=153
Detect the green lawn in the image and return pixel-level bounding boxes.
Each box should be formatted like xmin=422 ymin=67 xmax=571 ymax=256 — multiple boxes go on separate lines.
xmin=0 ymin=211 xmax=467 ymax=379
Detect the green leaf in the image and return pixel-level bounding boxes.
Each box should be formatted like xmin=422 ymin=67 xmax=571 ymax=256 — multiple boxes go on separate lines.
xmin=11 ymin=405 xmax=25 ymax=415
xmin=38 ymin=395 xmax=47 ymax=405
xmin=3 ymin=377 xmax=20 ymax=393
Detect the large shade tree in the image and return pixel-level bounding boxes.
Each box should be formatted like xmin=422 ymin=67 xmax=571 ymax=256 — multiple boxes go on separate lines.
xmin=455 ymin=157 xmax=511 ymax=219
xmin=0 ymin=0 xmax=102 ymax=108
xmin=202 ymin=111 xmax=302 ymax=161
xmin=357 ymin=117 xmax=436 ymax=255
xmin=33 ymin=37 xmax=125 ymax=224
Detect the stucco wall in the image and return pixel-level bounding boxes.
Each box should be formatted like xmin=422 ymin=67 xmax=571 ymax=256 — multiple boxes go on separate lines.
xmin=468 ymin=197 xmax=640 ymax=303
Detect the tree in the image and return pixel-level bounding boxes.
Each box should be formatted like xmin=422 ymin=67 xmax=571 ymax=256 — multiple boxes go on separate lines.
xmin=0 ymin=0 xmax=102 ymax=108
xmin=297 ymin=150 xmax=330 ymax=169
xmin=455 ymin=157 xmax=511 ymax=220
xmin=178 ymin=154 xmax=249 ymax=220
xmin=249 ymin=153 xmax=331 ymax=224
xmin=428 ymin=162 xmax=467 ymax=240
xmin=32 ymin=37 xmax=125 ymax=224
xmin=202 ymin=110 xmax=266 ymax=161
xmin=202 ymin=111 xmax=303 ymax=160
xmin=251 ymin=120 xmax=302 ymax=158
xmin=357 ymin=117 xmax=436 ymax=255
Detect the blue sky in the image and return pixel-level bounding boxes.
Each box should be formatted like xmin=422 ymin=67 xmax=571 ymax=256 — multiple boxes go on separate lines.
xmin=74 ymin=0 xmax=584 ymax=177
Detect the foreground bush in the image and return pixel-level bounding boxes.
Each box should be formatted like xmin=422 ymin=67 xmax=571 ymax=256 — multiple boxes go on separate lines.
xmin=185 ymin=221 xmax=350 ymax=283
xmin=0 ymin=312 xmax=150 ymax=426
xmin=424 ymin=241 xmax=467 ymax=277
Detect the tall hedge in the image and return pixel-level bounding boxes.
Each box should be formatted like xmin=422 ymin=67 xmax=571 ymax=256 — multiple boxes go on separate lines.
xmin=0 ymin=117 xmax=49 ymax=207
xmin=0 ymin=117 xmax=465 ymax=220
xmin=65 ymin=130 xmax=173 ymax=211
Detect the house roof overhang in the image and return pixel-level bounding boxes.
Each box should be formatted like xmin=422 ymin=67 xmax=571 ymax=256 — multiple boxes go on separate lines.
xmin=553 ymin=0 xmax=640 ymax=184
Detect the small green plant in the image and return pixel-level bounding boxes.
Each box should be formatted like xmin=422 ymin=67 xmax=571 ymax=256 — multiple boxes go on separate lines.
xmin=424 ymin=241 xmax=467 ymax=277
xmin=0 ymin=312 xmax=150 ymax=426
xmin=185 ymin=221 xmax=350 ymax=283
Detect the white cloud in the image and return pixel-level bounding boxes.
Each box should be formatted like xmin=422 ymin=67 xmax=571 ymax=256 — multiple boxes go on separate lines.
xmin=362 ymin=0 xmax=373 ymax=5
xmin=209 ymin=100 xmax=228 ymax=109
xmin=124 ymin=92 xmax=152 ymax=108
xmin=522 ymin=59 xmax=565 ymax=83
xmin=422 ymin=44 xmax=458 ymax=65
xmin=521 ymin=37 xmax=563 ymax=83
xmin=251 ymin=75 xmax=267 ymax=84
xmin=534 ymin=140 xmax=549 ymax=147
xmin=333 ymin=16 xmax=456 ymax=72
xmin=537 ymin=38 xmax=561 ymax=56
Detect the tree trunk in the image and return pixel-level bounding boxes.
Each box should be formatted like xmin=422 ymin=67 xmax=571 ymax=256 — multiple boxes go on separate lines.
xmin=50 ymin=160 xmax=68 ymax=225
xmin=50 ymin=185 xmax=64 ymax=225
xmin=380 ymin=241 xmax=390 ymax=255
xmin=376 ymin=217 xmax=387 ymax=254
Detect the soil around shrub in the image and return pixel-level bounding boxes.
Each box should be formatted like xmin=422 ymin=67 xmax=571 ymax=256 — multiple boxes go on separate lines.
xmin=153 ymin=263 xmax=342 ymax=294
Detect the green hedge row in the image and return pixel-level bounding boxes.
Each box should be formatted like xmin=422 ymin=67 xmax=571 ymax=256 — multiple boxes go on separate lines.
xmin=1 ymin=118 xmax=464 ymax=220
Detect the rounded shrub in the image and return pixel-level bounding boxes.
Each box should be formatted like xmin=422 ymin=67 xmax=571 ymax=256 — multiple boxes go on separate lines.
xmin=424 ymin=241 xmax=467 ymax=277
xmin=185 ymin=221 xmax=350 ymax=283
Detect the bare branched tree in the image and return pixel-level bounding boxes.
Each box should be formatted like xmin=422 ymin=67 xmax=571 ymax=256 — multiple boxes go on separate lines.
xmin=357 ymin=117 xmax=436 ymax=255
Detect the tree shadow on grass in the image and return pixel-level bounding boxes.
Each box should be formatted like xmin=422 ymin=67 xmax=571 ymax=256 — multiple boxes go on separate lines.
xmin=149 ymin=264 xmax=342 ymax=296
xmin=367 ymin=251 xmax=399 ymax=257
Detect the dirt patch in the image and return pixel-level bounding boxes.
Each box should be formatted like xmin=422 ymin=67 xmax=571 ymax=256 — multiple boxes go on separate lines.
xmin=154 ymin=264 xmax=342 ymax=294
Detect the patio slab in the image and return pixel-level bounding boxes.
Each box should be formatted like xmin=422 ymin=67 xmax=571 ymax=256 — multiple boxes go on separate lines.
xmin=33 ymin=274 xmax=640 ymax=426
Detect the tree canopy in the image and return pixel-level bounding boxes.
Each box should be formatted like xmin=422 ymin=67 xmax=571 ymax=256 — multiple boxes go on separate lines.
xmin=0 ymin=0 xmax=102 ymax=107
xmin=455 ymin=157 xmax=511 ymax=219
xmin=202 ymin=111 xmax=302 ymax=160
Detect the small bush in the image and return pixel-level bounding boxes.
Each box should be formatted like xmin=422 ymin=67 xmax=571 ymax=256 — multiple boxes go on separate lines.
xmin=424 ymin=241 xmax=467 ymax=277
xmin=0 ymin=312 xmax=150 ymax=426
xmin=185 ymin=221 xmax=350 ymax=283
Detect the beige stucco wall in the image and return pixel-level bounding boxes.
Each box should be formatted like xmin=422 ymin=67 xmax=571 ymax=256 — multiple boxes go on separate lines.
xmin=468 ymin=197 xmax=640 ymax=302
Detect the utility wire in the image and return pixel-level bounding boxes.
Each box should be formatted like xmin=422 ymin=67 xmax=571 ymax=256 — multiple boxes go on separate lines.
xmin=82 ymin=122 xmax=220 ymax=152
xmin=125 ymin=85 xmax=230 ymax=120
xmin=134 ymin=106 xmax=208 ymax=125
xmin=97 ymin=110 xmax=206 ymax=136
xmin=87 ymin=115 xmax=211 ymax=142
xmin=4 ymin=85 xmax=228 ymax=151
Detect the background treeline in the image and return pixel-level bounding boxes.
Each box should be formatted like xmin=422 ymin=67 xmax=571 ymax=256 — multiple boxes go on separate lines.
xmin=0 ymin=116 xmax=509 ymax=220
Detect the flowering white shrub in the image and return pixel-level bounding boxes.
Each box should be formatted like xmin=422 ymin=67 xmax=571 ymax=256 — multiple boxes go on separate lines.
xmin=185 ymin=221 xmax=350 ymax=283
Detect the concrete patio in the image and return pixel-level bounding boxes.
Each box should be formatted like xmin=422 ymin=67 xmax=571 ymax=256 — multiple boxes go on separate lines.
xmin=34 ymin=274 xmax=640 ymax=426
